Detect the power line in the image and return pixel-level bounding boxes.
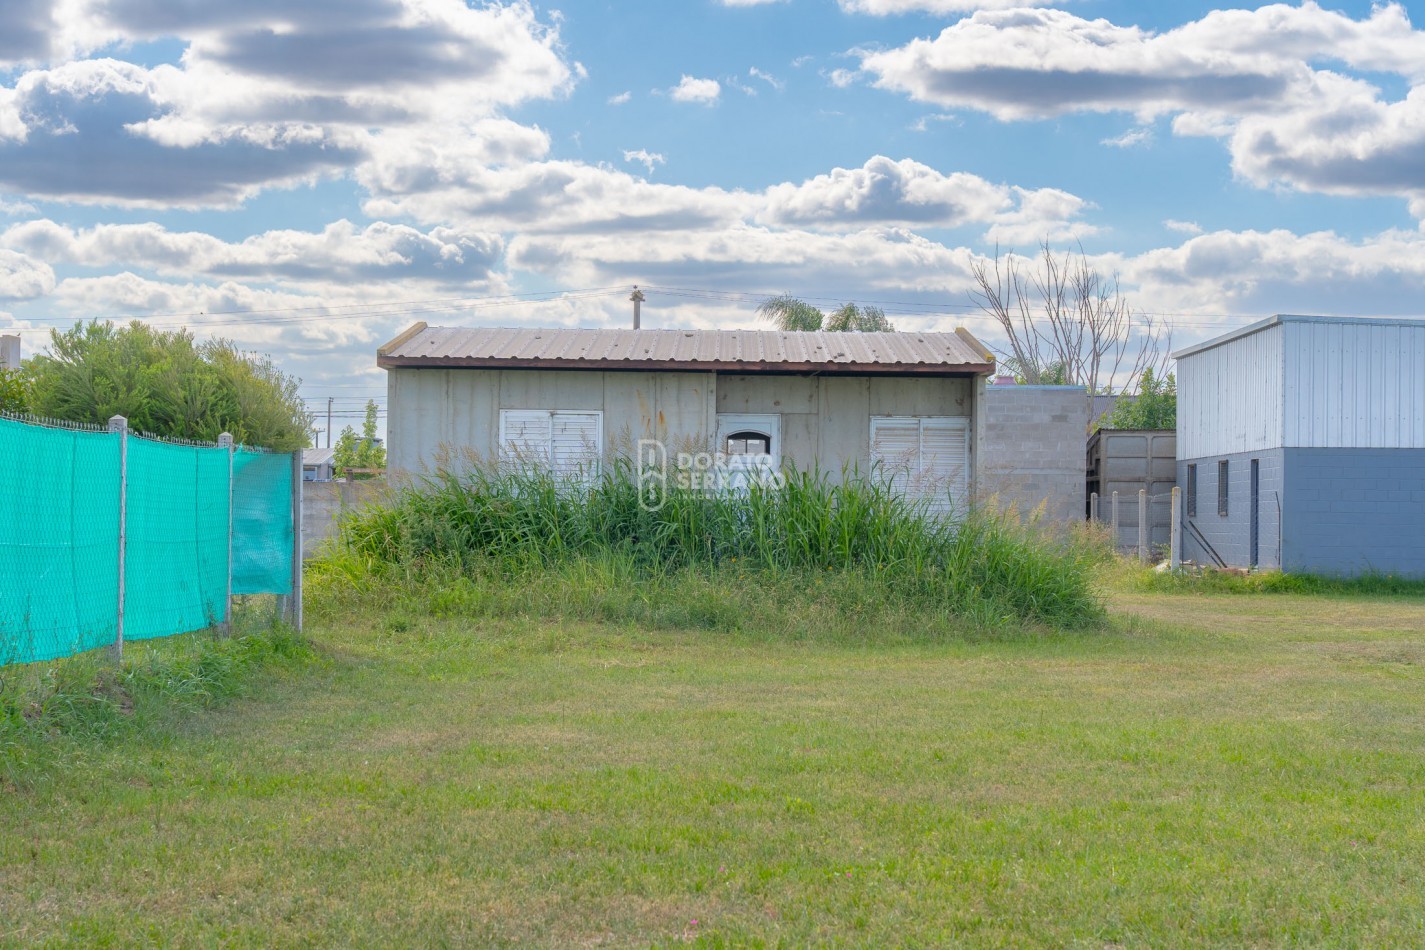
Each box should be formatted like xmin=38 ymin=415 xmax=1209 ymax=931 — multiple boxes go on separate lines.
xmin=17 ymin=285 xmax=632 ymax=325
xmin=646 ymin=285 xmax=1275 ymax=326
xmin=6 ymin=279 xmax=1421 ymax=342
xmin=0 ymin=286 xmax=631 ymax=335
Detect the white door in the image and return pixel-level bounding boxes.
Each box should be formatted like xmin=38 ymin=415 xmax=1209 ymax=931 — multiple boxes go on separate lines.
xmin=715 ymin=413 xmax=781 ymax=492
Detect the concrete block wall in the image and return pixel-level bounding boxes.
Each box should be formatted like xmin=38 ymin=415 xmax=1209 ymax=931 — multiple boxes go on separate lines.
xmin=301 ymin=479 xmax=388 ymax=559
xmin=980 ymin=385 xmax=1089 ymax=524
xmin=1178 ymin=449 xmax=1284 ymax=570
xmin=1282 ymin=448 xmax=1425 ymax=577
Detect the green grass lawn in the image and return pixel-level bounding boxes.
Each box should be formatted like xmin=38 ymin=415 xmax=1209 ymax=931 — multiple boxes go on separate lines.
xmin=4 ymin=587 xmax=1425 ymax=945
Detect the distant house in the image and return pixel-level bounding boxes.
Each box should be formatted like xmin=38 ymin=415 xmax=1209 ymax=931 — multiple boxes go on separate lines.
xmin=1175 ymin=314 xmax=1425 ymax=576
xmin=302 ymin=447 xmax=335 ymax=482
xmin=378 ymin=323 xmax=997 ymax=514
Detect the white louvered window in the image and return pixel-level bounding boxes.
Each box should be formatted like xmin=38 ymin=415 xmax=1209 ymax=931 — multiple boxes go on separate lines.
xmin=869 ymin=416 xmax=970 ymax=518
xmin=499 ymin=410 xmax=602 ymax=484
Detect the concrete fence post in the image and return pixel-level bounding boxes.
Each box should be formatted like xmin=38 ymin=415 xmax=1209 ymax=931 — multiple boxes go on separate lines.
xmin=1111 ymin=491 xmax=1120 ymax=553
xmin=1138 ymin=489 xmax=1149 ymax=563
xmin=108 ymin=415 xmax=128 ymax=663
xmin=1089 ymin=491 xmax=1099 ymax=522
xmin=289 ymin=450 xmax=304 ymax=633
xmin=1169 ymin=486 xmax=1182 ymax=571
xmin=218 ymin=433 xmax=234 ymax=637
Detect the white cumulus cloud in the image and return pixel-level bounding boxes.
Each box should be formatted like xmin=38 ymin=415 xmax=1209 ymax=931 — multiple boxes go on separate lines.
xmin=669 ymin=75 xmax=721 ymax=104
xmin=839 ymin=0 xmax=1059 ymax=13
xmin=1 ymin=219 xmax=505 ymax=287
xmin=622 ymin=149 xmax=666 ymax=175
xmin=0 ymin=247 xmax=54 ymax=300
xmin=1103 ymin=127 xmax=1153 ymax=149
xmin=858 ymin=3 xmax=1425 ymax=218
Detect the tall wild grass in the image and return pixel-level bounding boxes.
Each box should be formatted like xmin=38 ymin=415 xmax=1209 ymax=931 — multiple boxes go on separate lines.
xmin=319 ymin=458 xmax=1108 ymax=632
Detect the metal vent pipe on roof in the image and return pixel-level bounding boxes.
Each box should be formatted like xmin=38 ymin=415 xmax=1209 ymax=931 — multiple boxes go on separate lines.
xmin=630 ymin=285 xmax=645 ymax=330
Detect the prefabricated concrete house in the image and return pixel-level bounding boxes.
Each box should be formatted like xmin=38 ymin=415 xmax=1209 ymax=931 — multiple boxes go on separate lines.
xmin=379 ymin=323 xmax=994 ymax=512
xmin=1176 ymin=315 xmax=1425 ymax=576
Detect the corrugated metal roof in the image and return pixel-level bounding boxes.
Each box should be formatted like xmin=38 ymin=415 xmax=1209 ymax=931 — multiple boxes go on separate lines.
xmin=303 ymin=447 xmax=335 ymax=466
xmin=1172 ymin=313 xmax=1425 ymax=360
xmin=378 ymin=324 xmax=994 ymax=375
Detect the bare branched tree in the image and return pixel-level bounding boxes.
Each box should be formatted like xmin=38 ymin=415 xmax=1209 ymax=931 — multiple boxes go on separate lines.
xmin=970 ymin=241 xmax=1170 ymax=408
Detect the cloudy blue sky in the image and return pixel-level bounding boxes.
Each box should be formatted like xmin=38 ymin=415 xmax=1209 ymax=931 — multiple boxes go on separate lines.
xmin=2 ymin=0 xmax=1424 ymax=431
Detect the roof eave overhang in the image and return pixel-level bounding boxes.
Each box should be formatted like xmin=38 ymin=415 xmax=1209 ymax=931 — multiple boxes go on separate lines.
xmin=376 ymin=355 xmax=994 ymax=376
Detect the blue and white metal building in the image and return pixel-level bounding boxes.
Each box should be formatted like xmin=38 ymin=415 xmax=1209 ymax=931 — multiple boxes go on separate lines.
xmin=1175 ymin=314 xmax=1425 ymax=577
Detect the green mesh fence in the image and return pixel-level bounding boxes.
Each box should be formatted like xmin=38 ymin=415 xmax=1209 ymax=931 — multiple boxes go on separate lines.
xmin=0 ymin=417 xmax=122 ymax=664
xmin=232 ymin=449 xmax=294 ymax=596
xmin=123 ymin=437 xmax=232 ymax=641
xmin=1 ymin=415 xmax=298 ymax=667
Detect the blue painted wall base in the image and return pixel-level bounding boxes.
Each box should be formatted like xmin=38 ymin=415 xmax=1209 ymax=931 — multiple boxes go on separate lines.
xmin=1180 ymin=448 xmax=1425 ymax=578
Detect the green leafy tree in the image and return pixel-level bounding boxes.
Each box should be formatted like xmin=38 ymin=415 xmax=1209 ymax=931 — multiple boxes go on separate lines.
xmin=1005 ymin=359 xmax=1070 ymax=386
xmin=758 ymin=295 xmax=894 ymax=332
xmin=0 ymin=368 xmax=28 ymax=413
xmin=1101 ymin=369 xmax=1176 ymax=430
xmin=333 ymin=400 xmax=385 ymax=479
xmin=23 ymin=320 xmax=311 ymax=450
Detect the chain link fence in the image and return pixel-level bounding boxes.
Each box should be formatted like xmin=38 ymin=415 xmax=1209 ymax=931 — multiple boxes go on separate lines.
xmin=0 ymin=412 xmax=301 ymax=667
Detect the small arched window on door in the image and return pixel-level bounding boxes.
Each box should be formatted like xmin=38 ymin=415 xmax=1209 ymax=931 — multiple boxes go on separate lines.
xmin=725 ymin=430 xmax=772 ymax=457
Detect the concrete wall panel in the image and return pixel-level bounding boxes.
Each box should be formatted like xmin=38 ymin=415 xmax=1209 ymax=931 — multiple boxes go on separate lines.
xmin=497 ymin=369 xmax=604 ymax=411
xmin=716 ymin=375 xmax=818 ymax=415
xmin=654 ymin=372 xmax=715 ymax=453
xmin=816 ymin=377 xmax=871 ymax=479
xmin=867 ymin=377 xmax=970 ymax=416
xmin=600 ymin=373 xmax=651 ymax=452
xmin=301 ymin=479 xmax=389 ymax=559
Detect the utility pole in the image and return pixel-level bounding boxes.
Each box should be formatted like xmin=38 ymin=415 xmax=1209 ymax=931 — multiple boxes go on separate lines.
xmin=326 ymin=396 xmax=333 ymax=449
xmin=630 ymin=285 xmax=645 ymax=330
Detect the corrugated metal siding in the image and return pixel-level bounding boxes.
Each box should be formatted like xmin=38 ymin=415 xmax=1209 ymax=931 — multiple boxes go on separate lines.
xmin=1283 ymin=320 xmax=1425 ymax=448
xmin=1177 ymin=323 xmax=1283 ymax=459
xmin=381 ymin=326 xmax=987 ymax=370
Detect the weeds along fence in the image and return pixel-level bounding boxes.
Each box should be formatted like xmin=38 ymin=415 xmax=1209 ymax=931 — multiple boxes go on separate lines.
xmin=0 ymin=412 xmax=302 ymax=668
